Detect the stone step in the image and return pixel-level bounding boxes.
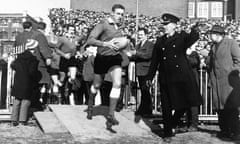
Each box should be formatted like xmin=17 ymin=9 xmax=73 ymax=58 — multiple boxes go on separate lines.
xmin=48 ymin=104 xmax=158 ymax=143
xmin=34 ymin=111 xmax=69 ymax=134
xmin=0 ymin=109 xmax=11 ymax=121
xmin=118 ymin=109 xmax=162 ymax=132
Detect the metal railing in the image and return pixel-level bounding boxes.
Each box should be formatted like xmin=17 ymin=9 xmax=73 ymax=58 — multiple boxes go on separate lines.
xmin=6 ymin=45 xmax=26 ymax=111
xmin=124 ymin=63 xmax=218 ymax=121
xmin=198 ymin=68 xmax=218 ymax=121
xmin=3 ymin=51 xmax=219 ymax=122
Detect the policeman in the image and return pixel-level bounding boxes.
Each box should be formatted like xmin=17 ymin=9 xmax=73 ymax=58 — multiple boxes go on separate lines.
xmin=147 ymin=13 xmax=202 ymax=141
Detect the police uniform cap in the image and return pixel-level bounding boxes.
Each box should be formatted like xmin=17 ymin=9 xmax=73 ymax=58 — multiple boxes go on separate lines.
xmin=161 ymin=13 xmax=180 ymax=25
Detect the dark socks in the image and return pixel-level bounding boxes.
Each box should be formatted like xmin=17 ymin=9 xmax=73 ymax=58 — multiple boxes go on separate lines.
xmin=109 ymin=98 xmax=118 ymax=116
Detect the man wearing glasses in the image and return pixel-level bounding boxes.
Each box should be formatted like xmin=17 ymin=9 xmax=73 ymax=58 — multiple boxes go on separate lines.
xmin=86 ymin=4 xmax=127 ymax=131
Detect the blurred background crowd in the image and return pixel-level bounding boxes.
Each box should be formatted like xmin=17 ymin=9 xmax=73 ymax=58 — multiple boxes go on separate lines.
xmin=44 ymin=7 xmax=240 ymax=107
xmin=48 ymin=8 xmax=240 ymax=59
xmin=48 ymin=8 xmax=240 ymax=41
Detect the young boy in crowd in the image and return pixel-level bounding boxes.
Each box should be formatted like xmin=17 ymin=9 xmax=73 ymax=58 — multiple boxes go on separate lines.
xmin=11 ymin=39 xmax=41 ymax=126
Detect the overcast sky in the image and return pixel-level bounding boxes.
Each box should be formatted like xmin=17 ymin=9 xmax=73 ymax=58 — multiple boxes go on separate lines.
xmin=0 ymin=0 xmax=70 ymax=20
xmin=0 ymin=0 xmax=70 ymax=33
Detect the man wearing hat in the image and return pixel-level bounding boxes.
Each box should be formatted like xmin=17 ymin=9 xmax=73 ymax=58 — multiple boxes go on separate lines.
xmin=147 ymin=13 xmax=202 ymax=141
xmin=203 ymin=25 xmax=240 ymax=140
xmin=14 ymin=21 xmax=33 ymax=48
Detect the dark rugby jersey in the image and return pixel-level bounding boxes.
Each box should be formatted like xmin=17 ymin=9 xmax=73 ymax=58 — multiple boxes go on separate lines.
xmin=56 ymin=35 xmax=79 ymax=55
xmin=87 ymin=17 xmax=124 ymax=56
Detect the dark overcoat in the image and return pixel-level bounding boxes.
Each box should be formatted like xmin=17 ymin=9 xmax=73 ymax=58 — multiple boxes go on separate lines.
xmin=132 ymin=40 xmax=154 ymax=76
xmin=14 ymin=29 xmax=52 ymax=85
xmin=31 ymin=30 xmax=52 ymax=84
xmin=11 ymin=51 xmax=41 ymax=100
xmin=148 ymin=29 xmax=202 ymax=109
xmin=209 ymin=38 xmax=240 ymax=109
xmin=187 ymin=51 xmax=200 ymax=86
xmin=14 ymin=30 xmax=33 ymax=47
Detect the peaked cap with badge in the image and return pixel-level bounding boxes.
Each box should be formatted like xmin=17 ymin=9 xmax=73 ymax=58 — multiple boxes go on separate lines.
xmin=161 ymin=13 xmax=180 ymax=25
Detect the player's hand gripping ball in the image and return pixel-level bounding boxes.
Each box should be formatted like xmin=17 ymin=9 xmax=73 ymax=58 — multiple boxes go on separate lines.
xmin=110 ymin=37 xmax=129 ymax=51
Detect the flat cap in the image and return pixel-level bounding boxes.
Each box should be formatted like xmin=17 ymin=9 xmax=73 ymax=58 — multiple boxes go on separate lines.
xmin=209 ymin=25 xmax=225 ymax=35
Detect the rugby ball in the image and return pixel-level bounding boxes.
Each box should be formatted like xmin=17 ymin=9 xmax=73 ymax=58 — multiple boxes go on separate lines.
xmin=110 ymin=37 xmax=129 ymax=50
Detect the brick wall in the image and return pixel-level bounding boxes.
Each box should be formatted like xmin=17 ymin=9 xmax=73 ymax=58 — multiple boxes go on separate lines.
xmin=236 ymin=0 xmax=240 ymax=20
xmin=70 ymin=0 xmax=188 ymax=17
xmin=227 ymin=0 xmax=235 ymax=19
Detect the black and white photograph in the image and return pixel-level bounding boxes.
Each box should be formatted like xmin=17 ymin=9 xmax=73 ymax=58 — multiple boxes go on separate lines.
xmin=0 ymin=0 xmax=239 ymax=143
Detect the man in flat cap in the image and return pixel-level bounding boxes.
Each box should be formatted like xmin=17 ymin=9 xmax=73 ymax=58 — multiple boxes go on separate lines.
xmin=147 ymin=13 xmax=202 ymax=141
xmin=201 ymin=25 xmax=240 ymax=140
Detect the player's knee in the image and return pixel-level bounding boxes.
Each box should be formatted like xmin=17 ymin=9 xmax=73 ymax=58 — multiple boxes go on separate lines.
xmin=112 ymin=82 xmax=121 ymax=89
xmin=110 ymin=87 xmax=121 ymax=98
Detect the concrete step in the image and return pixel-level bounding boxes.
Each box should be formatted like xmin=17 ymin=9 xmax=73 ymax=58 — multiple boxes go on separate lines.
xmin=34 ymin=111 xmax=69 ymax=134
xmin=118 ymin=109 xmax=162 ymax=132
xmin=0 ymin=109 xmax=11 ymax=121
xmin=48 ymin=104 xmax=157 ymax=143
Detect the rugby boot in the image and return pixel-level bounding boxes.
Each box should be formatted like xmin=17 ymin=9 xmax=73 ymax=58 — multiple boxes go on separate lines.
xmin=87 ymin=107 xmax=93 ymax=120
xmin=106 ymin=115 xmax=119 ymax=129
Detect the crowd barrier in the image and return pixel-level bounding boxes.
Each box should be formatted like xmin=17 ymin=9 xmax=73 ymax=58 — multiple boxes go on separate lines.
xmin=198 ymin=68 xmax=218 ymax=121
xmin=6 ymin=45 xmax=26 ymax=111
xmin=3 ymin=47 xmax=218 ymax=122
xmin=125 ymin=63 xmax=218 ymax=122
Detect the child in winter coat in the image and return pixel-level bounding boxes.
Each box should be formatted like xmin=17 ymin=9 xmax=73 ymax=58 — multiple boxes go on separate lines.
xmin=11 ymin=39 xmax=41 ymax=126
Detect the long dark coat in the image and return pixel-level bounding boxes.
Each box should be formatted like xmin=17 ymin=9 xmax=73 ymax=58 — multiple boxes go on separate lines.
xmin=148 ymin=30 xmax=202 ymax=109
xmin=31 ymin=30 xmax=52 ymax=84
xmin=209 ymin=38 xmax=240 ymax=109
xmin=14 ymin=29 xmax=52 ymax=85
xmin=14 ymin=30 xmax=33 ymax=47
xmin=187 ymin=51 xmax=200 ymax=86
xmin=11 ymin=51 xmax=41 ymax=100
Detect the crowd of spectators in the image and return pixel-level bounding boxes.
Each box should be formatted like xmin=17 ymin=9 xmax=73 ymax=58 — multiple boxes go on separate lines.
xmin=7 ymin=7 xmax=240 ymax=126
xmin=47 ymin=8 xmax=240 ymax=88
xmin=48 ymin=8 xmax=240 ymax=46
xmin=48 ymin=8 xmax=164 ymax=42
